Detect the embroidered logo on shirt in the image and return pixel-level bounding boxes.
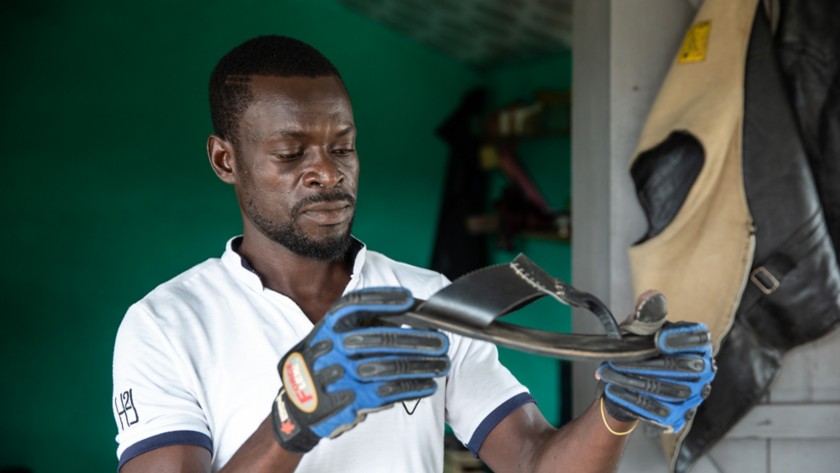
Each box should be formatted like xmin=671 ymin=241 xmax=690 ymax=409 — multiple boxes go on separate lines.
xmin=115 ymin=389 xmax=139 ymax=430
xmin=403 ymin=399 xmax=421 ymax=415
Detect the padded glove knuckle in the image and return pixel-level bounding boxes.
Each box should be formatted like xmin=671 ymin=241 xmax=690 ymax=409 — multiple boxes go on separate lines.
xmin=329 ymin=287 xmax=414 ymax=330
xmin=355 ymin=355 xmax=450 ymax=379
xmin=378 ymin=378 xmax=438 ymax=398
xmin=341 ymin=328 xmax=449 ymax=354
xmin=655 ymin=321 xmax=713 ymax=354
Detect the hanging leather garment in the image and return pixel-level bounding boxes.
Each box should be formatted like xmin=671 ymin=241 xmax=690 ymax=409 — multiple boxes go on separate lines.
xmin=430 ymin=88 xmax=490 ymax=280
xmin=627 ymin=0 xmax=840 ymax=471
xmin=672 ymin=6 xmax=840 ymax=472
xmin=776 ymin=0 xmax=840 ymax=263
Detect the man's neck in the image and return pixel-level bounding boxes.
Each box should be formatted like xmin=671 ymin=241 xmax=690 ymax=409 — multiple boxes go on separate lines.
xmin=236 ymin=232 xmax=354 ymax=323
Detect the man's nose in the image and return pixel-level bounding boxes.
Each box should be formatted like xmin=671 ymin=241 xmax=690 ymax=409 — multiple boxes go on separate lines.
xmin=304 ymin=149 xmax=343 ymax=188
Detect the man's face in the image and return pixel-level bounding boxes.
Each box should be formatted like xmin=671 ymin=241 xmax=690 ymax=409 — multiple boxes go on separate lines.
xmin=231 ymin=75 xmax=359 ymax=261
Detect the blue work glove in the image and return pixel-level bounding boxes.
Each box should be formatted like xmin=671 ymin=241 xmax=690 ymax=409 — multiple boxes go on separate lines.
xmin=271 ymin=287 xmax=451 ymax=453
xmin=598 ymin=320 xmax=716 ymax=433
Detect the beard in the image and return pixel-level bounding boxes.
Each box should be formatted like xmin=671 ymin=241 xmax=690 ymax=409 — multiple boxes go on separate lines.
xmin=247 ymin=191 xmax=356 ymax=262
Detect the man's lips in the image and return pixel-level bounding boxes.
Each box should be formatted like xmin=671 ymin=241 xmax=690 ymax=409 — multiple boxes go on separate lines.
xmin=300 ymin=201 xmax=352 ymax=212
xmin=299 ymin=201 xmax=354 ymax=225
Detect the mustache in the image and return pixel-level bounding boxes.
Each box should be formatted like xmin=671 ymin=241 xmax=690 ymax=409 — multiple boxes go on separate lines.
xmin=292 ymin=191 xmax=356 ymax=215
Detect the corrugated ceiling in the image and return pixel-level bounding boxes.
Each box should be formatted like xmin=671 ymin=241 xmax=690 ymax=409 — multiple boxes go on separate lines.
xmin=338 ymin=0 xmax=573 ymax=69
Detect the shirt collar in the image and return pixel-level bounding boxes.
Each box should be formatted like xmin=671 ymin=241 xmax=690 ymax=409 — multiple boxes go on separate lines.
xmin=220 ymin=236 xmax=366 ymax=292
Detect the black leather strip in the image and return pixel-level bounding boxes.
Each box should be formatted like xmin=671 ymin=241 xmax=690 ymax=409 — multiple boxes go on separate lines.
xmin=394 ymin=308 xmax=657 ymax=360
xmin=415 ymin=260 xmax=547 ymax=328
xmin=384 ymin=254 xmax=657 ymax=361
xmin=417 ymin=254 xmax=622 ymax=338
xmin=738 ymin=210 xmax=825 ymax=312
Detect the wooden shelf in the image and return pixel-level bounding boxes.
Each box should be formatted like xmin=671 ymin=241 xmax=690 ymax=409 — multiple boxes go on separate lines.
xmin=466 ymin=214 xmax=571 ymax=242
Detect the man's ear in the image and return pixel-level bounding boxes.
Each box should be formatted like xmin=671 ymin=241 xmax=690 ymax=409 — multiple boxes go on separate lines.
xmin=207 ymin=134 xmax=237 ymax=184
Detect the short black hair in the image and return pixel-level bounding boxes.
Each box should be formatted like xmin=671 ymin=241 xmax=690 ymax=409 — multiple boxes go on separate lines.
xmin=208 ymin=35 xmax=344 ymax=143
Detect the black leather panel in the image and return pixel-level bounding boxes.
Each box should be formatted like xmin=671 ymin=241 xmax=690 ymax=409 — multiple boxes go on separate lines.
xmin=777 ymin=0 xmax=840 ymax=262
xmin=631 ymin=131 xmax=704 ymax=244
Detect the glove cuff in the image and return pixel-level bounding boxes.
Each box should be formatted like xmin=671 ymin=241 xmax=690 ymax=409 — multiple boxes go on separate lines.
xmin=596 ymin=381 xmax=638 ymax=423
xmin=602 ymin=395 xmax=639 ymax=423
xmin=271 ymin=389 xmax=321 ymax=454
xmin=599 ymin=397 xmax=638 ymax=436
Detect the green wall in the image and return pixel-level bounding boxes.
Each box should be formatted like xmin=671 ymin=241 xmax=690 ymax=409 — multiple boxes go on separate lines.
xmin=0 ymin=1 xmax=570 ymax=471
xmin=482 ymin=54 xmax=574 ymax=427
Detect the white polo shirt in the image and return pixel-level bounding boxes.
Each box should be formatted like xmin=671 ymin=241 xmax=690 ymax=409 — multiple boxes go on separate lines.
xmin=112 ymin=237 xmax=532 ymax=472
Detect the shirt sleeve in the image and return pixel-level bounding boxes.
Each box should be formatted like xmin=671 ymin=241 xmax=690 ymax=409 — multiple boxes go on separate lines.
xmin=112 ymin=303 xmax=212 ymax=467
xmin=443 ymin=333 xmax=534 ymax=455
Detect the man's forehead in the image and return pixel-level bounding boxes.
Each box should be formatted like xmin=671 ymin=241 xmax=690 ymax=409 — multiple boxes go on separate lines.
xmin=238 ymin=75 xmax=355 ymax=137
xmin=247 ymin=75 xmax=348 ymax=102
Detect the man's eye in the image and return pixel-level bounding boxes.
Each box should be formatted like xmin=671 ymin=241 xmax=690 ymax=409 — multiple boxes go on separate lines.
xmin=333 ymin=148 xmax=355 ymax=157
xmin=273 ymin=151 xmax=304 ymax=160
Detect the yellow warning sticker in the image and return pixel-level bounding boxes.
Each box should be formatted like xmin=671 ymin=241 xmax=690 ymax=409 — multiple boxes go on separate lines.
xmin=677 ymin=20 xmax=711 ymax=63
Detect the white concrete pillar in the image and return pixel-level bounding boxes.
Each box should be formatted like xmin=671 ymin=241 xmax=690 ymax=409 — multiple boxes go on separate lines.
xmin=571 ymin=1 xmax=696 ymax=470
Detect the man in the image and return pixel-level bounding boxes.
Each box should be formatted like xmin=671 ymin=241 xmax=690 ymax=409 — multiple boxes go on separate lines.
xmin=112 ymin=36 xmax=714 ymax=472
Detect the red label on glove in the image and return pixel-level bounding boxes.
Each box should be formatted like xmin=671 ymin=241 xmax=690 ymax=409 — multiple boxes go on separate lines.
xmin=282 ymin=352 xmax=318 ymax=413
